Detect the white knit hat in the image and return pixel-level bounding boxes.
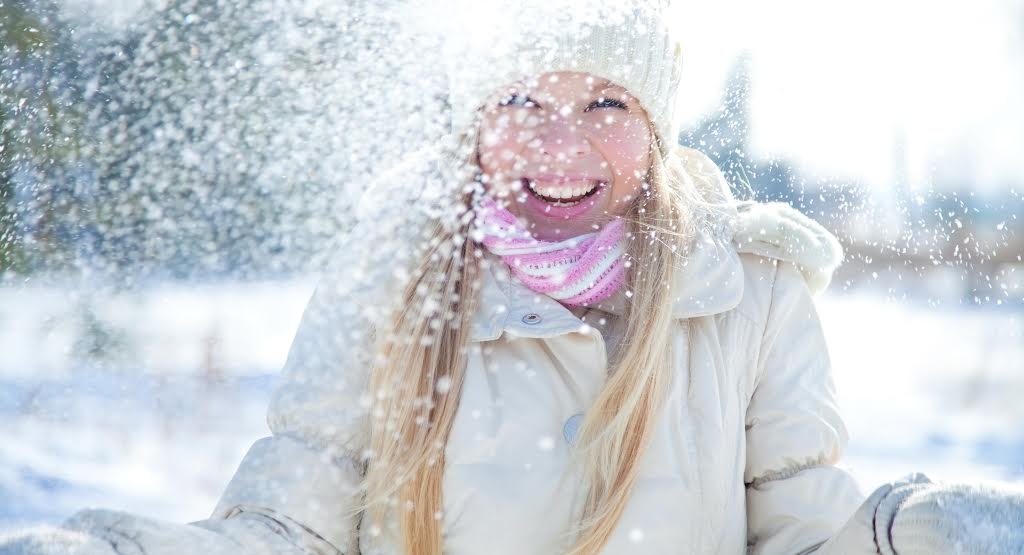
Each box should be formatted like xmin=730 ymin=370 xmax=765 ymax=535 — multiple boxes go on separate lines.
xmin=440 ymin=0 xmax=684 ymax=158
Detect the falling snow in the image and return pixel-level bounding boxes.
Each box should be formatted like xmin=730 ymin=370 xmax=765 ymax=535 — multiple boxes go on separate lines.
xmin=1 ymin=0 xmax=1022 ymax=547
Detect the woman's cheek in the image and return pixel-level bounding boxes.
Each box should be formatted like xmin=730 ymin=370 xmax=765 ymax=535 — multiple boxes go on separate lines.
xmin=616 ymin=124 xmax=653 ymax=166
xmin=479 ymin=133 xmax=521 ymax=171
xmin=515 ymin=127 xmax=537 ymax=146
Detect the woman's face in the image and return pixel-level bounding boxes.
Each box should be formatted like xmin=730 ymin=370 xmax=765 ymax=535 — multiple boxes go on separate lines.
xmin=476 ymin=71 xmax=654 ymax=241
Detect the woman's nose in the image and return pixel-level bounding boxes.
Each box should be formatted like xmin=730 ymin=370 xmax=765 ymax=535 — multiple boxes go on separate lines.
xmin=536 ymin=117 xmax=591 ymax=159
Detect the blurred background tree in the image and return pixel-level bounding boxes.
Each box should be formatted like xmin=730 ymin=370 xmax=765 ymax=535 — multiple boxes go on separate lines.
xmin=1 ymin=0 xmax=84 ymax=275
xmin=3 ymin=0 xmax=429 ymax=283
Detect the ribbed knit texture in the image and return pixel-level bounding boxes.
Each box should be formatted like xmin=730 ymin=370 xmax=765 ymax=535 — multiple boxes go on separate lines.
xmin=888 ymin=482 xmax=1024 ymax=555
xmin=473 ymin=193 xmax=627 ymax=307
xmin=442 ymin=0 xmax=684 ymax=157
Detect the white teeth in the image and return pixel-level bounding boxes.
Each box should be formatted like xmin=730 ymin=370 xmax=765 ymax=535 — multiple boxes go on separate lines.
xmin=526 ymin=180 xmax=600 ymax=201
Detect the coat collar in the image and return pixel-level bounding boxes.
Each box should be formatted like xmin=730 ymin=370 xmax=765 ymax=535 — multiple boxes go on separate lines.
xmin=469 ymin=224 xmax=745 ymax=342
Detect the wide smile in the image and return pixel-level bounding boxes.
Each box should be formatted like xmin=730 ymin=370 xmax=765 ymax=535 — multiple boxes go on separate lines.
xmin=518 ymin=176 xmax=610 ymax=220
xmin=522 ymin=178 xmax=606 ymax=207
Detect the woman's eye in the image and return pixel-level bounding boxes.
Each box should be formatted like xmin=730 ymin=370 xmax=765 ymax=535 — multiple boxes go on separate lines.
xmin=587 ymin=97 xmax=628 ymax=111
xmin=498 ymin=94 xmax=537 ymax=108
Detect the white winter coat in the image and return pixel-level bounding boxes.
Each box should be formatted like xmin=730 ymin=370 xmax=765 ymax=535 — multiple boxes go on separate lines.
xmin=29 ymin=148 xmax=879 ymax=555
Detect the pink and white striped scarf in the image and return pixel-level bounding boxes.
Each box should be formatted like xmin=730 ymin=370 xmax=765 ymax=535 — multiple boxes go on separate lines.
xmin=472 ymin=193 xmax=627 ymax=307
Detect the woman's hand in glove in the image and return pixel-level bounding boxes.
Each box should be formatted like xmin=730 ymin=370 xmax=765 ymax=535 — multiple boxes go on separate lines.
xmin=887 ymin=479 xmax=1024 ymax=555
xmin=818 ymin=472 xmax=1024 ymax=555
xmin=0 ymin=526 xmax=117 ymax=555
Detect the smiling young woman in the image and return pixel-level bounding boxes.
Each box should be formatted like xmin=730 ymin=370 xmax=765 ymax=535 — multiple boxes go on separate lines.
xmin=4 ymin=1 xmax=1023 ymax=555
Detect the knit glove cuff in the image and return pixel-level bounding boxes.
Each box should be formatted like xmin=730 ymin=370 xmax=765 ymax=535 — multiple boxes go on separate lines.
xmin=886 ymin=481 xmax=1024 ymax=555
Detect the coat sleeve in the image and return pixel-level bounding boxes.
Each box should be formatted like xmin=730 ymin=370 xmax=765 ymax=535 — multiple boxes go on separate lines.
xmin=20 ymin=244 xmax=385 ymax=555
xmin=744 ymin=260 xmax=867 ymax=555
xmin=202 ymin=239 xmax=385 ymax=554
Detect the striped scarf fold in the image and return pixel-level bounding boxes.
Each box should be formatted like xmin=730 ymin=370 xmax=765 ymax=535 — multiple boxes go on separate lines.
xmin=472 ymin=193 xmax=627 ymax=307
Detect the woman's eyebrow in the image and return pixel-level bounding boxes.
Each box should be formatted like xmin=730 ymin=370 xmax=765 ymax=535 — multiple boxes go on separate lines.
xmin=594 ymin=79 xmax=625 ymax=93
xmin=595 ymin=80 xmax=629 ymax=98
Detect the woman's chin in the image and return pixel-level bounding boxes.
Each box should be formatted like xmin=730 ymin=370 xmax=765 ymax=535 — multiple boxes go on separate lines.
xmin=518 ymin=220 xmax=601 ymax=242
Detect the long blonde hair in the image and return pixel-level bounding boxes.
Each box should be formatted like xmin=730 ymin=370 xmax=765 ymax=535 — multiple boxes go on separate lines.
xmin=349 ymin=126 xmax=721 ymax=554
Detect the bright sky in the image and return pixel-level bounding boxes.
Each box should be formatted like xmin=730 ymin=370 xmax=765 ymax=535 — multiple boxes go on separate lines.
xmin=673 ymin=0 xmax=1023 ymax=191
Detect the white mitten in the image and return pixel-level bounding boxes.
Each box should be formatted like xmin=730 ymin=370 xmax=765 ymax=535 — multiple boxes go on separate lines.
xmin=58 ymin=507 xmax=314 ymax=555
xmin=816 ymin=472 xmax=934 ymax=554
xmin=821 ymin=473 xmax=1024 ymax=555
xmin=0 ymin=525 xmax=117 ymax=555
xmin=888 ymin=480 xmax=1024 ymax=555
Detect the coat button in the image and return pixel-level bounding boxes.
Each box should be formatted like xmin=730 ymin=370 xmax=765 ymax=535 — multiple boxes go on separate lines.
xmin=521 ymin=313 xmax=542 ymax=325
xmin=564 ymin=413 xmax=584 ymax=444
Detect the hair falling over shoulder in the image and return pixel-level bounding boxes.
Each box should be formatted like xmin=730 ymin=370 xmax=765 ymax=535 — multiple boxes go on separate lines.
xmin=344 ymin=129 xmax=717 ymax=555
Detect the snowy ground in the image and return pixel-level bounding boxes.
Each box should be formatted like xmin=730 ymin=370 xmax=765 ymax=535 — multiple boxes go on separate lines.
xmin=0 ymin=279 xmax=1021 ymax=532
